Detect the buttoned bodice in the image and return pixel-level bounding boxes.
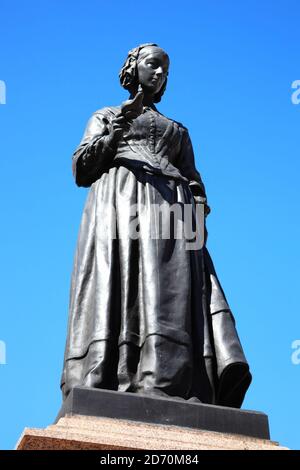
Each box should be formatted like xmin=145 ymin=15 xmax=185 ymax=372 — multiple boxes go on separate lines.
xmin=114 ymin=106 xmax=185 ymax=179
xmin=72 ymin=105 xmax=206 ymax=201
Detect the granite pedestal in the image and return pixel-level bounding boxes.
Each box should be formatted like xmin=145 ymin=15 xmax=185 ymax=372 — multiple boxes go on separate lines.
xmin=16 ymin=387 xmax=288 ymax=450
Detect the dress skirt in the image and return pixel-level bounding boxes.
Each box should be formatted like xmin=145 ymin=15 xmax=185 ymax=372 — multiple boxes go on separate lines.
xmin=61 ymin=164 xmax=251 ymax=406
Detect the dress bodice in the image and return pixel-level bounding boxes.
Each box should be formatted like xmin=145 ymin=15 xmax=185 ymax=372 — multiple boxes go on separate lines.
xmin=114 ymin=106 xmax=185 ymax=179
xmin=121 ymin=106 xmax=181 ymax=159
xmin=72 ymin=105 xmax=207 ymax=203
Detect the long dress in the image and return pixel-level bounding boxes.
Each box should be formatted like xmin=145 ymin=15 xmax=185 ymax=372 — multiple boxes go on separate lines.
xmin=60 ymin=104 xmax=251 ymax=408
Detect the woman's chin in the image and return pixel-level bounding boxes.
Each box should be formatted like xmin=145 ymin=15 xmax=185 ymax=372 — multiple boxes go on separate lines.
xmin=141 ymin=84 xmax=159 ymax=94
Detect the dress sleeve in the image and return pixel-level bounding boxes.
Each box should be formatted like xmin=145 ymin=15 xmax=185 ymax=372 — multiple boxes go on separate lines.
xmin=178 ymin=127 xmax=210 ymax=215
xmin=72 ymin=109 xmax=116 ymax=187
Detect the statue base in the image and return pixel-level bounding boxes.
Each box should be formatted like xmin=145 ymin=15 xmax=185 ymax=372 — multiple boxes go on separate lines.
xmin=16 ymin=387 xmax=288 ymax=450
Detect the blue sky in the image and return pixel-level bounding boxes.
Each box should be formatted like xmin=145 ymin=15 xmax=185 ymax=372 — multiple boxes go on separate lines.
xmin=0 ymin=0 xmax=299 ymax=450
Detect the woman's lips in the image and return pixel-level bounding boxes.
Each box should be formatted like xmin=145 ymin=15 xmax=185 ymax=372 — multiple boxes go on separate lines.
xmin=152 ymin=78 xmax=159 ymax=83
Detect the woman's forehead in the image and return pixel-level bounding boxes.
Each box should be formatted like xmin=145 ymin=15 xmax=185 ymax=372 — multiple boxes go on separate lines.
xmin=140 ymin=47 xmax=169 ymax=64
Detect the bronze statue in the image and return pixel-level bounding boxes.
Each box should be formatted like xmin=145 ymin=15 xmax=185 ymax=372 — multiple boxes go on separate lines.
xmin=60 ymin=43 xmax=251 ymax=407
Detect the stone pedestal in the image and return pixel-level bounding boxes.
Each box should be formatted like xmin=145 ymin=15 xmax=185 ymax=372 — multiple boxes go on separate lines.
xmin=16 ymin=387 xmax=288 ymax=450
xmin=16 ymin=414 xmax=288 ymax=450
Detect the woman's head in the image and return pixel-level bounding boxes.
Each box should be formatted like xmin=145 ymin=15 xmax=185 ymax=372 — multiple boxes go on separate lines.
xmin=119 ymin=43 xmax=170 ymax=103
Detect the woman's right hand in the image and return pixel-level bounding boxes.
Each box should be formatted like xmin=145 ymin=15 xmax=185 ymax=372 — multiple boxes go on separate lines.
xmin=101 ymin=85 xmax=145 ymax=150
xmin=121 ymin=85 xmax=144 ymax=120
xmin=104 ymin=113 xmax=131 ymax=149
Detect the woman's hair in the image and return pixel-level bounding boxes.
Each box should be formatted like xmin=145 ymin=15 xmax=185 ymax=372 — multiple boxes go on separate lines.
xmin=119 ymin=43 xmax=169 ymax=103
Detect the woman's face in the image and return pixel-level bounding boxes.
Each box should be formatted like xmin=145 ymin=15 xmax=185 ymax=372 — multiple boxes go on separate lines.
xmin=137 ymin=47 xmax=169 ymax=95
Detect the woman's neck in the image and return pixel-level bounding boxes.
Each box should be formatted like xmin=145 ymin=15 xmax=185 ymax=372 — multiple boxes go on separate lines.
xmin=130 ymin=90 xmax=156 ymax=108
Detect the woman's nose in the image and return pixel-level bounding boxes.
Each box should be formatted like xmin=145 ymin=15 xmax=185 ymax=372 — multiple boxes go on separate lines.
xmin=155 ymin=66 xmax=163 ymax=76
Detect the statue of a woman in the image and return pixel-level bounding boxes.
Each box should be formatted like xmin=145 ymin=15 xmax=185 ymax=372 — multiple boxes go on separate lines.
xmin=60 ymin=43 xmax=251 ymax=408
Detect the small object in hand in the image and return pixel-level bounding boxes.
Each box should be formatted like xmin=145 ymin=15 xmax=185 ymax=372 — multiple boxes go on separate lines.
xmin=121 ymin=84 xmax=144 ymax=120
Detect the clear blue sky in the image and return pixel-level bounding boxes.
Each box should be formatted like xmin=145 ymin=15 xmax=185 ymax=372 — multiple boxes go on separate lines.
xmin=0 ymin=0 xmax=299 ymax=450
